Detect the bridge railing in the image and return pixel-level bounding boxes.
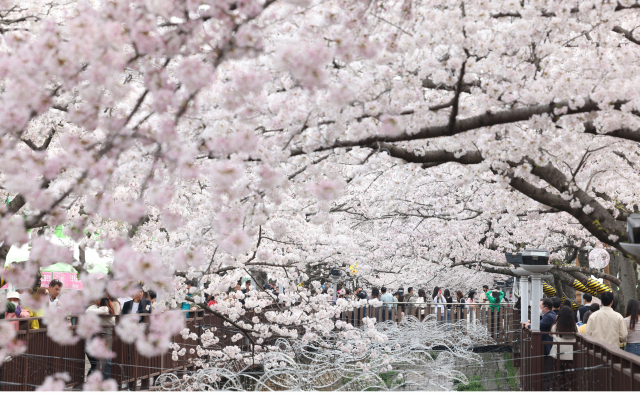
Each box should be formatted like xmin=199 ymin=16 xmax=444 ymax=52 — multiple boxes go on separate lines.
xmin=1 ymin=303 xmax=517 ymax=391
xmin=339 ymin=302 xmax=518 ymax=345
xmin=0 ymin=317 xmax=86 ymax=391
xmin=520 ymin=327 xmax=640 ymax=391
xmin=0 ymin=312 xmax=209 ymax=391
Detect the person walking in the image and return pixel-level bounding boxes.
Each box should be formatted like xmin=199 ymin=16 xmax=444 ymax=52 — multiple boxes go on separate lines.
xmin=380 ymin=287 xmax=394 ymax=321
xmin=523 ymin=298 xmax=557 ymax=391
xmin=578 ymin=293 xmax=592 ymax=322
xmin=29 ymin=287 xmax=49 ymax=329
xmin=479 ymin=285 xmax=489 ymax=323
xmin=563 ymin=299 xmax=579 ymax=323
xmin=466 ymin=290 xmax=477 ymax=323
xmin=5 ymin=291 xmax=30 ymax=330
xmin=86 ymin=298 xmax=115 ymax=379
xmin=369 ymin=287 xmax=380 ymax=301
xmin=433 ymin=287 xmax=446 ymax=323
xmin=48 ymin=279 xmax=63 ymax=308
xmin=551 ymin=296 xmax=562 ymax=315
xmin=396 ymin=289 xmax=405 ymax=322
xmin=122 ymin=286 xmax=152 ymax=322
xmin=443 ymin=289 xmax=453 ymax=327
xmin=455 ymin=290 xmax=465 ymax=321
xmin=416 ymin=289 xmax=427 ymax=318
xmin=550 ymin=306 xmax=579 ymax=390
xmin=624 ymin=298 xmax=640 ymax=357
xmin=586 ymin=292 xmax=627 ymax=348
xmin=486 ymin=288 xmax=504 ymax=338
xmin=405 ymin=287 xmax=417 ymax=314
xmin=107 ymin=294 xmax=121 ymax=315
xmin=578 ymin=311 xmax=592 ymax=334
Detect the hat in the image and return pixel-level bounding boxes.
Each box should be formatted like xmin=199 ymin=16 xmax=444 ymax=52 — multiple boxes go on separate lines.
xmin=7 ymin=291 xmax=20 ymax=300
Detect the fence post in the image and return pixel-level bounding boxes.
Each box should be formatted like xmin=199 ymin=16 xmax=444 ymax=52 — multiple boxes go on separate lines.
xmin=22 ymin=324 xmax=29 ymax=391
xmin=531 ymin=331 xmax=543 ymax=391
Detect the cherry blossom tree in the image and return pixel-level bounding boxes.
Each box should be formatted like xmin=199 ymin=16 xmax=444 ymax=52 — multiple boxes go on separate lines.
xmin=0 ymin=0 xmax=640 ymax=385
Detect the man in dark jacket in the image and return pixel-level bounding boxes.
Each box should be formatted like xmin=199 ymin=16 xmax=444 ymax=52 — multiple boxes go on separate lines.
xmin=551 ymin=296 xmax=562 ymax=315
xmin=122 ymin=287 xmax=152 ymax=321
xmin=522 ymin=298 xmax=556 ymax=390
xmin=578 ymin=293 xmax=592 ymax=322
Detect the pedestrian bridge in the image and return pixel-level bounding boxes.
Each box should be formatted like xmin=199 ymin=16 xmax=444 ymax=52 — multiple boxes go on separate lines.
xmin=1 ymin=303 xmax=639 ymax=391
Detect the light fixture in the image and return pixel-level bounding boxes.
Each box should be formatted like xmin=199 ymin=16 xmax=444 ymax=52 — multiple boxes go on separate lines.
xmin=619 ymin=213 xmax=640 ymax=256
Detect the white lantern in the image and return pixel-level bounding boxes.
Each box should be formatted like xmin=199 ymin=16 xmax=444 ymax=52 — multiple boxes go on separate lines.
xmin=588 ymin=248 xmax=609 ymax=270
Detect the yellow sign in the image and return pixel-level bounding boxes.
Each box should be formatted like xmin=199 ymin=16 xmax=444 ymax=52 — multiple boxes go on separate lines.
xmin=349 ymin=261 xmax=358 ymax=275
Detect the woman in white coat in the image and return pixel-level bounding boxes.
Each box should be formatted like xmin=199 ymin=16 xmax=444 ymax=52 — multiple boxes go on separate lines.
xmin=432 ymin=287 xmax=446 ymax=323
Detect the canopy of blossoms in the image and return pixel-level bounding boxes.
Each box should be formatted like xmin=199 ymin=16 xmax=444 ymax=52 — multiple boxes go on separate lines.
xmin=0 ymin=0 xmax=639 ymax=388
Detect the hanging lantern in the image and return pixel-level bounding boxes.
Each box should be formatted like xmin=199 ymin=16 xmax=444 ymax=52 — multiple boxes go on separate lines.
xmin=585 ymin=278 xmax=610 ymax=294
xmin=542 ymin=282 xmax=556 ymax=297
xmin=571 ymin=279 xmax=590 ymax=293
xmin=589 ymin=248 xmax=610 ymax=270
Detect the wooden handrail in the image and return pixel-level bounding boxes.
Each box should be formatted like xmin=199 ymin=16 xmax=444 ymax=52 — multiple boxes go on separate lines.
xmin=520 ymin=326 xmax=640 ymax=391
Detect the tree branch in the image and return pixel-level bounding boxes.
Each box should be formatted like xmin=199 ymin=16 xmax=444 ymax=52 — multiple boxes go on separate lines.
xmin=376 ymin=143 xmax=484 ymax=167
xmin=21 ymin=127 xmax=56 ymax=151
xmin=290 ymin=99 xmax=625 ymax=156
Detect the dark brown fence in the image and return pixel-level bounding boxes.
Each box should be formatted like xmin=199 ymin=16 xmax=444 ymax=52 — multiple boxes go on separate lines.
xmin=110 ymin=312 xmax=202 ymax=390
xmin=1 ymin=303 xmax=516 ymax=391
xmin=0 ymin=318 xmax=86 ymax=391
xmin=520 ymin=327 xmax=640 ymax=391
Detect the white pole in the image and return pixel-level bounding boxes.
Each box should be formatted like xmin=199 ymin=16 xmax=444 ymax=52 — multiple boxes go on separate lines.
xmin=530 ymin=274 xmax=542 ymax=330
xmin=520 ymin=276 xmax=529 ymax=324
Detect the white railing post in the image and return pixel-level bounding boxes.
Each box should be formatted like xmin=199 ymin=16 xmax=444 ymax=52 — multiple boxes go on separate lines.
xmin=521 ymin=276 xmax=530 ymax=324
xmin=530 ymin=273 xmax=542 ymax=330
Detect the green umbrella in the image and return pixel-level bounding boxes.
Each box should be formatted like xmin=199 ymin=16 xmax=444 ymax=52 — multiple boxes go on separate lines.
xmin=40 ymin=262 xmax=77 ymax=273
xmin=4 ymin=225 xmax=110 ymax=274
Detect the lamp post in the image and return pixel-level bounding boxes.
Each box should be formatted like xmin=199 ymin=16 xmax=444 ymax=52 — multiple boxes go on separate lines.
xmin=620 ymin=213 xmax=640 ymax=256
xmin=506 ymin=252 xmax=531 ymax=324
xmin=329 ymin=269 xmax=341 ymax=298
xmin=512 ymin=268 xmax=532 ymax=324
xmin=520 ymin=249 xmax=552 ymax=331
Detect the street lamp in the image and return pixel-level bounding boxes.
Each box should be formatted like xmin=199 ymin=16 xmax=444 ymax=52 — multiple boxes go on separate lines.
xmin=619 ymin=213 xmax=640 ymax=256
xmin=520 ymin=249 xmax=552 ymax=330
xmin=506 ymin=252 xmax=532 ymax=324
xmin=511 ymin=268 xmax=532 ymax=324
xmin=329 ymin=269 xmax=342 ymax=297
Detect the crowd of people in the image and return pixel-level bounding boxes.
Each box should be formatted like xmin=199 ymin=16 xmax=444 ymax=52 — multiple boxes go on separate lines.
xmin=2 ymin=280 xmax=160 ymax=382
xmin=5 ymin=278 xmax=640 ymax=389
xmin=521 ymin=292 xmax=640 ymax=390
xmin=321 ymin=284 xmax=512 ymax=334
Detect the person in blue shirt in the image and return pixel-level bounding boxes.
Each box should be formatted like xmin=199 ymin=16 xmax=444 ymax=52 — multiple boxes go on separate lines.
xmin=380 ymin=286 xmax=395 ymax=321
xmin=182 ymin=280 xmax=196 ymax=318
